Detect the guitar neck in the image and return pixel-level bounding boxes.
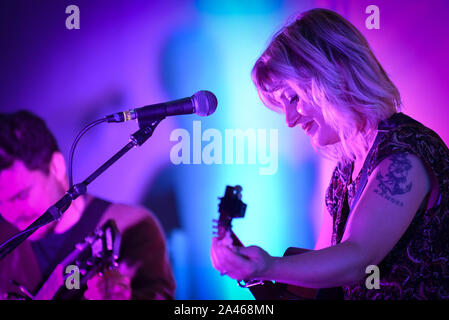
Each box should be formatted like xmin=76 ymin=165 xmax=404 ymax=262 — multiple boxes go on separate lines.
xmin=228 ymin=230 xmax=244 ymax=247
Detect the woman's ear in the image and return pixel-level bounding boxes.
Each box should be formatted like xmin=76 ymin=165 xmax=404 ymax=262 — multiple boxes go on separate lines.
xmin=48 ymin=151 xmax=67 ymax=185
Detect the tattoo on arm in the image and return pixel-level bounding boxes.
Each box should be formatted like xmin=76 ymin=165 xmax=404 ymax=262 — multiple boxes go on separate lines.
xmin=374 ymin=153 xmax=413 ymax=207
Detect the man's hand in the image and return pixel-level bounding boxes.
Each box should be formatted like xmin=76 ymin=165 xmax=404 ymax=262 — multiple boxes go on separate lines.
xmin=84 ymin=262 xmax=139 ymax=300
xmin=84 ymin=269 xmax=131 ymax=300
xmin=210 ymin=233 xmax=273 ymax=281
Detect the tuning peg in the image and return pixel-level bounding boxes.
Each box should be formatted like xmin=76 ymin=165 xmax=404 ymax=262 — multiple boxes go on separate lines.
xmin=75 ymin=242 xmax=86 ymax=251
xmin=84 ymin=235 xmax=95 ymax=244
xmin=94 ymin=228 xmax=103 ymax=237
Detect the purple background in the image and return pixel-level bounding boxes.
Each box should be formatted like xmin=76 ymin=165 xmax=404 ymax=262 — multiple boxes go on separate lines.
xmin=1 ymin=0 xmax=448 ymax=299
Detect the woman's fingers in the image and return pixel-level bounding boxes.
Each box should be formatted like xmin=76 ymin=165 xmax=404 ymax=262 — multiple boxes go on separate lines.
xmin=210 ymin=238 xmax=222 ymax=270
xmin=211 ymin=236 xmax=264 ymax=280
xmin=211 ymin=237 xmax=239 ymax=275
xmin=218 ymin=245 xmax=254 ymax=280
xmin=211 ymin=237 xmax=231 ymax=273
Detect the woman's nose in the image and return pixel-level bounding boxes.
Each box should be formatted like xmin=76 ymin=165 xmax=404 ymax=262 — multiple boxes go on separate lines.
xmin=285 ymin=104 xmax=301 ymax=127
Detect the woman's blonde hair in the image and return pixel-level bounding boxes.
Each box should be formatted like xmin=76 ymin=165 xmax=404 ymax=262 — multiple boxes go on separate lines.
xmin=251 ymin=8 xmax=401 ymax=162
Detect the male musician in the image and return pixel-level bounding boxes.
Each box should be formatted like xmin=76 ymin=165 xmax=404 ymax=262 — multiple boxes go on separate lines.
xmin=0 ymin=110 xmax=175 ymax=299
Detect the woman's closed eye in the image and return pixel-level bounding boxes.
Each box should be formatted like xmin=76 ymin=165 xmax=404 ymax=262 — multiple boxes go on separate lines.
xmin=287 ymin=95 xmax=299 ymax=104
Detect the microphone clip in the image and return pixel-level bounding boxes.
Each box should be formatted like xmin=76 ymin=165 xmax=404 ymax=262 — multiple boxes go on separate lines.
xmin=131 ymin=117 xmax=165 ymax=146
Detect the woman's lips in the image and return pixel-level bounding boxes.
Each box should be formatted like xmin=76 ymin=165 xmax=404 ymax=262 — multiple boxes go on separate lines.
xmin=301 ymin=120 xmax=315 ymax=134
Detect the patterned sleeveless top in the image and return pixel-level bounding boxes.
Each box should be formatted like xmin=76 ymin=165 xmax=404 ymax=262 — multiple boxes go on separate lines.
xmin=325 ymin=112 xmax=449 ymax=299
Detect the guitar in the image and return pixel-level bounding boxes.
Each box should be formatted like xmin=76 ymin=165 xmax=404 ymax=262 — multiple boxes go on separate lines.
xmin=9 ymin=219 xmax=121 ymax=300
xmin=213 ymin=185 xmax=343 ymax=300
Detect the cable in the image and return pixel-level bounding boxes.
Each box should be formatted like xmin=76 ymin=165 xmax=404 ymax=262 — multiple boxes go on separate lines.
xmin=0 ymin=223 xmax=47 ymax=251
xmin=68 ymin=117 xmax=107 ymax=187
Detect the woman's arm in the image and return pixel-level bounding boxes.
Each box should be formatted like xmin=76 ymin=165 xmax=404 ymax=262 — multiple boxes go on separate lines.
xmin=211 ymin=153 xmax=430 ymax=288
xmin=314 ymin=205 xmax=333 ymax=250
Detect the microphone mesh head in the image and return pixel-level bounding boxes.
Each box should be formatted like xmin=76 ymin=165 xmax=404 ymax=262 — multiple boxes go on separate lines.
xmin=192 ymin=91 xmax=217 ymax=117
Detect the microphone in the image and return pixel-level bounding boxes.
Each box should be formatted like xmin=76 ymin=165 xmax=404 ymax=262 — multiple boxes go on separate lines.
xmin=106 ymin=90 xmax=217 ymax=124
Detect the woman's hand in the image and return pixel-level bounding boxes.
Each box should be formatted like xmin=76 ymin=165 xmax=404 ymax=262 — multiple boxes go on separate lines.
xmin=210 ymin=233 xmax=273 ymax=281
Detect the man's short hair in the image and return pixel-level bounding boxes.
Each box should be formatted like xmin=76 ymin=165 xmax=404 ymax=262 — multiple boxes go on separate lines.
xmin=0 ymin=110 xmax=60 ymax=174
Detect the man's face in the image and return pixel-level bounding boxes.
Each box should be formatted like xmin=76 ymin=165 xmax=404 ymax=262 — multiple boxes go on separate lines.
xmin=0 ymin=160 xmax=65 ymax=238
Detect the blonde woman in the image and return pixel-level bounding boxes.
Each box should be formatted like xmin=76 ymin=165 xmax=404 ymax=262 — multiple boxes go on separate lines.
xmin=211 ymin=8 xmax=449 ymax=299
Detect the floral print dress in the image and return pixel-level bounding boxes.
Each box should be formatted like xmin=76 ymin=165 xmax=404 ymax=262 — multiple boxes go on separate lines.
xmin=326 ymin=113 xmax=449 ymax=299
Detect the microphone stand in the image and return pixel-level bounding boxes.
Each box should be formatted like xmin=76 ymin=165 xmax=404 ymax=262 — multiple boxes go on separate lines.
xmin=0 ymin=117 xmax=164 ymax=261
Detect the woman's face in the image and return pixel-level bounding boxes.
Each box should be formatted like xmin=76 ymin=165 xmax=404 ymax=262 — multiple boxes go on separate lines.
xmin=273 ymin=80 xmax=340 ymax=146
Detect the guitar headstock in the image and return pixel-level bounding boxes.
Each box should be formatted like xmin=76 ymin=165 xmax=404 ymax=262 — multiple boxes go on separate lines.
xmin=213 ymin=185 xmax=247 ymax=241
xmin=213 ymin=186 xmax=265 ymax=288
xmin=75 ymin=220 xmax=121 ymax=273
